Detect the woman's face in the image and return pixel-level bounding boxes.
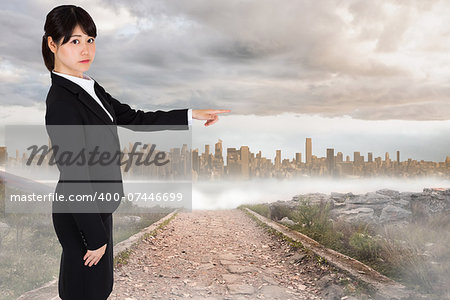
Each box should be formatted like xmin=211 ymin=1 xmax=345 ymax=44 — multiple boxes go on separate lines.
xmin=49 ymin=24 xmax=96 ymax=78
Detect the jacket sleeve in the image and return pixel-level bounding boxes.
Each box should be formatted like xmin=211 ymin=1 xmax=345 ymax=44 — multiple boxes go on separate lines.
xmin=45 ymin=96 xmax=108 ymax=251
xmin=95 ymin=83 xmax=189 ymax=129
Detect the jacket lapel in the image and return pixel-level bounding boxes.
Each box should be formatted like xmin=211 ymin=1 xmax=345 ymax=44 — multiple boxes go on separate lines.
xmin=93 ymin=83 xmax=117 ymax=122
xmin=77 ymin=91 xmax=115 ymax=125
xmin=50 ymin=72 xmax=120 ymax=147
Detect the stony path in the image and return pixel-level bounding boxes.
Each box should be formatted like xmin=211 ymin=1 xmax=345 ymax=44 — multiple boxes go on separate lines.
xmin=109 ymin=209 xmax=324 ymax=299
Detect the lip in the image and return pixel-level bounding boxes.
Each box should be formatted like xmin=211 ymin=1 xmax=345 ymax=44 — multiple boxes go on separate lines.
xmin=79 ymin=59 xmax=90 ymax=63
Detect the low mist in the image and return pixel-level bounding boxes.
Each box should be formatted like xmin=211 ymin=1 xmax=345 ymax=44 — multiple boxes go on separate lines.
xmin=192 ymin=176 xmax=450 ymax=210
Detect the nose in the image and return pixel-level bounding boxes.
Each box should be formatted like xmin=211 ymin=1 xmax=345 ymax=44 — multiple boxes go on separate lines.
xmin=81 ymin=41 xmax=89 ymax=56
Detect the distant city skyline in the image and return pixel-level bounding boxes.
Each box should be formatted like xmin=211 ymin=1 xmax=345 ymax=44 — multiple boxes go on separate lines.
xmin=191 ymin=137 xmax=448 ymax=165
xmin=2 ymin=113 xmax=450 ymax=164
xmin=2 ymin=130 xmax=449 ymax=166
xmin=2 ymin=136 xmax=449 ymax=181
xmin=190 ymin=113 xmax=450 ymax=163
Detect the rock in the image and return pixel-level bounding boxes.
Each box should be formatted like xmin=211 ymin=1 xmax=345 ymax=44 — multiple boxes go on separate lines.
xmin=218 ymin=253 xmax=237 ymax=260
xmin=399 ymin=191 xmax=419 ymax=201
xmin=227 ymin=283 xmax=255 ymax=295
xmin=222 ymin=274 xmax=242 ymax=284
xmin=346 ymin=192 xmax=391 ymax=205
xmin=303 ymin=193 xmax=331 ymax=204
xmin=412 ymin=188 xmax=450 ymax=217
xmin=262 ymin=275 xmax=279 ymax=285
xmin=226 ymin=265 xmax=258 ymax=274
xmin=258 ymin=285 xmax=294 ymax=298
xmin=330 ymin=192 xmax=356 ymax=203
xmin=273 ymin=188 xmax=448 ymax=227
xmin=393 ymin=199 xmax=410 ymax=209
xmin=316 ymin=274 xmax=333 ymax=289
xmin=376 ymin=189 xmax=400 ymax=198
xmin=197 ymin=263 xmax=215 ymax=270
xmin=379 ymin=205 xmax=411 ymax=223
xmin=269 ymin=200 xmax=299 ymax=221
xmin=287 ymin=253 xmax=306 ymax=264
xmin=337 ymin=207 xmax=378 ymax=224
xmin=321 ymin=284 xmax=345 ymax=300
xmin=220 ymin=260 xmax=234 ymax=265
xmin=279 ymin=217 xmax=295 ymax=226
xmin=332 ymin=200 xmax=347 ymax=208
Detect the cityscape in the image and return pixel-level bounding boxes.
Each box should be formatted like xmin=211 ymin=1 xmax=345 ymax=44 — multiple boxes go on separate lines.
xmin=1 ymin=137 xmax=450 ymax=181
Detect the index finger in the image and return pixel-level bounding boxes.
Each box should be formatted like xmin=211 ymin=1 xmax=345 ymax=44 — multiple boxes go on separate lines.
xmin=209 ymin=109 xmax=231 ymax=114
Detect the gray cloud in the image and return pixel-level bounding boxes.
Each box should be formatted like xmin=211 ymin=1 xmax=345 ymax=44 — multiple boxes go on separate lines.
xmin=1 ymin=0 xmax=449 ymax=121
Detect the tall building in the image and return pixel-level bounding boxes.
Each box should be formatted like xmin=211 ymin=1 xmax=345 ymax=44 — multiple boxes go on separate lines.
xmin=226 ymin=148 xmax=240 ymax=177
xmin=192 ymin=149 xmax=199 ymax=173
xmin=368 ymin=152 xmax=373 ymax=163
xmin=354 ymin=152 xmax=364 ymax=165
xmin=240 ymin=146 xmax=250 ymax=179
xmin=215 ymin=139 xmax=223 ymax=160
xmin=295 ymin=152 xmax=302 ymax=165
xmin=385 ymin=152 xmax=390 ymax=161
xmin=336 ymin=152 xmax=343 ymax=163
xmin=397 ymin=151 xmax=400 ymax=163
xmin=326 ymin=148 xmax=335 ymax=174
xmin=306 ymin=138 xmax=312 ymax=164
xmin=212 ymin=139 xmax=224 ymax=177
xmin=275 ymin=150 xmax=281 ymax=169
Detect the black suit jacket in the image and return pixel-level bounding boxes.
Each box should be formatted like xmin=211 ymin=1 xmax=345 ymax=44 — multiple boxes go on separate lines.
xmin=45 ymin=71 xmax=188 ymax=250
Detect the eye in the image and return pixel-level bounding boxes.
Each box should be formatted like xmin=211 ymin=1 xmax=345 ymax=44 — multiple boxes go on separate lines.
xmin=71 ymin=39 xmax=79 ymax=44
xmin=88 ymin=38 xmax=95 ymax=43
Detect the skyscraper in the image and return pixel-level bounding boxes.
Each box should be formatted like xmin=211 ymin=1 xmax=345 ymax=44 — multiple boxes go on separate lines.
xmin=275 ymin=150 xmax=281 ymax=169
xmin=213 ymin=139 xmax=224 ymax=176
xmin=336 ymin=152 xmax=343 ymax=163
xmin=192 ymin=149 xmax=199 ymax=173
xmin=306 ymin=138 xmax=312 ymax=164
xmin=226 ymin=148 xmax=240 ymax=177
xmin=326 ymin=148 xmax=335 ymax=174
xmin=354 ymin=152 xmax=364 ymax=166
xmin=215 ymin=139 xmax=223 ymax=160
xmin=241 ymin=146 xmax=250 ymax=179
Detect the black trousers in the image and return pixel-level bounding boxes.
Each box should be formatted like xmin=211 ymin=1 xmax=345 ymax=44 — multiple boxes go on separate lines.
xmin=52 ymin=212 xmax=114 ymax=300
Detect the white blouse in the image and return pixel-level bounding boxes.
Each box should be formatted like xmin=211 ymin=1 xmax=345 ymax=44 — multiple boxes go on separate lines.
xmin=51 ymin=70 xmax=192 ymax=124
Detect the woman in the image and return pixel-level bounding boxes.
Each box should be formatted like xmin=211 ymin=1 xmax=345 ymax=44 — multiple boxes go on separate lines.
xmin=42 ymin=5 xmax=229 ymax=300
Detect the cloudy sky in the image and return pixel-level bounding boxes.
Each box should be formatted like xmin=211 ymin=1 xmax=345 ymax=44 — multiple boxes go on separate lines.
xmin=1 ymin=0 xmax=450 ymax=162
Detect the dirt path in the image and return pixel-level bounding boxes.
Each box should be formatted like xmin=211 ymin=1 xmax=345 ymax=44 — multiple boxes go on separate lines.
xmin=109 ymin=209 xmax=326 ymax=299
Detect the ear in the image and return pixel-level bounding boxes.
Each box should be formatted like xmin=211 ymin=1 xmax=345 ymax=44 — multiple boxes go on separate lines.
xmin=47 ymin=36 xmax=58 ymax=54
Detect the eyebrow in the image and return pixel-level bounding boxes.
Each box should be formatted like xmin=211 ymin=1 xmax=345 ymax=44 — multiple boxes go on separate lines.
xmin=70 ymin=35 xmax=94 ymax=38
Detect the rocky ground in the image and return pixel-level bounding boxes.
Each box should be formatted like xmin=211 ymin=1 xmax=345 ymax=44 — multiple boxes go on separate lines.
xmin=271 ymin=188 xmax=450 ymax=226
xmin=108 ymin=209 xmax=357 ymax=300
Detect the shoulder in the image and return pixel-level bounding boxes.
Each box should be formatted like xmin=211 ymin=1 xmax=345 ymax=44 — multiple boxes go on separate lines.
xmin=45 ymin=85 xmax=83 ymax=125
xmin=46 ymin=84 xmax=77 ymax=103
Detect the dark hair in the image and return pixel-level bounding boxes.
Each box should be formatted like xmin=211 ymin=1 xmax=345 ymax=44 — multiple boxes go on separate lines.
xmin=42 ymin=5 xmax=97 ymax=72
